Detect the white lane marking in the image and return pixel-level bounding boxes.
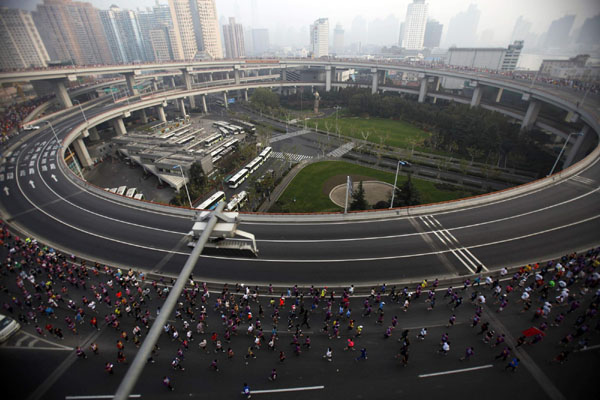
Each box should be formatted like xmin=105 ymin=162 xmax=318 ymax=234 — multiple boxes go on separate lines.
xmin=15 ymin=334 xmax=28 ymax=347
xmin=65 ymin=395 xmax=141 ymax=399
xmin=7 ymin=172 xmax=13 ymax=180
xmin=3 ymin=187 xmax=9 ymax=196
xmin=41 ymin=165 xmax=47 ymax=172
xmin=241 ymin=386 xmax=325 ymax=395
xmin=19 ymin=330 xmax=73 ymax=350
xmin=29 ymin=180 xmax=35 ymax=189
xmin=256 ymin=186 xmax=600 ymax=243
xmin=0 ymin=346 xmax=73 ymax=351
xmin=50 ymin=163 xmax=55 ymax=170
xmin=29 ymin=161 xmax=35 ymax=167
xmin=418 ymin=364 xmax=493 ymax=378
xmin=28 ymin=339 xmax=39 ymax=347
xmin=575 ymin=344 xmax=600 ymax=352
xmin=571 ymin=175 xmax=595 ymax=186
xmin=0 ymin=174 xmax=4 ymax=182
xmin=29 ymin=168 xmax=35 ymax=175
xmin=50 ymin=174 xmax=57 ymax=182
xmin=20 ymin=170 xmax=26 ymax=177
xmin=420 ymin=215 xmax=476 ymax=274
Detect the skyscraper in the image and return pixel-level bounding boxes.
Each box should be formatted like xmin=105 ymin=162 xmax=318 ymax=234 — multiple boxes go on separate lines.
xmin=190 ymin=0 xmax=223 ymax=59
xmin=0 ymin=7 xmax=49 ymax=69
xmin=577 ymin=14 xmax=600 ymax=45
xmin=444 ymin=4 xmax=481 ymax=47
xmin=543 ymin=15 xmax=575 ymax=49
xmin=252 ymin=28 xmax=269 ymax=55
xmin=333 ymin=24 xmax=344 ymax=54
xmin=310 ymin=18 xmax=329 ymax=58
xmin=401 ymin=0 xmax=428 ymax=50
xmin=168 ymin=0 xmax=198 ymax=60
xmin=423 ymin=19 xmax=443 ymax=48
xmin=223 ymin=17 xmax=245 ymax=58
xmin=100 ymin=6 xmax=146 ymax=64
xmin=32 ymin=0 xmax=112 ymax=65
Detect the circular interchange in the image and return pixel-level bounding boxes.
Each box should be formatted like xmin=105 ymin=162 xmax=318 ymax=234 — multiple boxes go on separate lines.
xmin=1 ymin=59 xmax=599 ymax=289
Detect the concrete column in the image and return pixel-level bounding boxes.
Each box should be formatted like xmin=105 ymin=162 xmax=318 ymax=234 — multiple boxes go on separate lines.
xmin=495 ymin=87 xmax=504 ymax=103
xmin=209 ymin=72 xmax=213 ymax=82
xmin=87 ymin=126 xmax=100 ymax=141
xmin=139 ymin=108 xmax=148 ymax=124
xmin=521 ymin=100 xmax=541 ymax=131
xmin=152 ymin=80 xmax=159 ymax=92
xmin=112 ymin=117 xmax=127 ymax=136
xmin=244 ymin=89 xmax=248 ymax=102
xmin=234 ymin=66 xmax=241 ymax=85
xmin=179 ymin=98 xmax=186 ymax=117
xmin=223 ymin=92 xmax=228 ymax=109
xmin=564 ymin=125 xmax=593 ymax=168
xmin=432 ymin=77 xmax=441 ymax=104
xmin=202 ymin=94 xmax=208 ymax=113
xmin=371 ymin=68 xmax=378 ymax=94
xmin=156 ymin=105 xmax=166 ymax=122
xmin=52 ymin=79 xmax=73 ymax=109
xmin=73 ymin=137 xmax=92 ymax=168
xmin=325 ymin=65 xmax=332 ymax=92
xmin=470 ymin=85 xmax=483 ymax=108
xmin=181 ymin=69 xmax=196 ymax=109
xmin=225 ymin=72 xmax=230 ymax=80
xmin=418 ymin=77 xmax=428 ymax=103
xmin=282 ymin=68 xmax=287 ymax=82
xmin=124 ymin=73 xmax=138 ymax=96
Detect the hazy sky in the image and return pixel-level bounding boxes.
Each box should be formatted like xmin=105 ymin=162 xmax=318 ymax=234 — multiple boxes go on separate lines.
xmin=4 ymin=0 xmax=599 ymax=45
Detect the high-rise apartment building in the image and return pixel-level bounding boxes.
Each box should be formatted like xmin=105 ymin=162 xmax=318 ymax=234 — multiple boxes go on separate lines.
xmin=544 ymin=15 xmax=575 ymax=49
xmin=444 ymin=4 xmax=481 ymax=47
xmin=577 ymin=14 xmax=600 ymax=46
xmin=168 ymin=0 xmax=198 ymax=60
xmin=423 ymin=19 xmax=442 ymax=48
xmin=33 ymin=0 xmax=112 ymax=65
xmin=252 ymin=28 xmax=269 ymax=55
xmin=191 ymin=0 xmax=223 ymax=59
xmin=223 ymin=17 xmax=245 ymax=58
xmin=333 ymin=24 xmax=344 ymax=54
xmin=310 ymin=18 xmax=329 ymax=58
xmin=0 ymin=7 xmax=49 ymax=69
xmin=401 ymin=0 xmax=428 ymax=50
xmin=100 ymin=6 xmax=146 ymax=64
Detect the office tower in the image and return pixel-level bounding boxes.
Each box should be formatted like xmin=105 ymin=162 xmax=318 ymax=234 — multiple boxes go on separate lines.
xmin=168 ymin=0 xmax=198 ymax=60
xmin=510 ymin=16 xmax=531 ymax=42
xmin=444 ymin=4 xmax=481 ymax=47
xmin=543 ymin=15 xmax=575 ymax=49
xmin=423 ymin=19 xmax=442 ymax=48
xmin=190 ymin=0 xmax=223 ymax=59
xmin=349 ymin=15 xmax=367 ymax=46
xmin=100 ymin=6 xmax=146 ymax=64
xmin=136 ymin=10 xmax=157 ymax=62
xmin=401 ymin=0 xmax=428 ymax=50
xmin=252 ymin=28 xmax=269 ymax=55
xmin=310 ymin=18 xmax=329 ymax=58
xmin=0 ymin=7 xmax=49 ymax=69
xmin=32 ymin=0 xmax=112 ymax=65
xmin=333 ymin=24 xmax=344 ymax=54
xmin=223 ymin=17 xmax=245 ymax=58
xmin=577 ymin=14 xmax=600 ymax=45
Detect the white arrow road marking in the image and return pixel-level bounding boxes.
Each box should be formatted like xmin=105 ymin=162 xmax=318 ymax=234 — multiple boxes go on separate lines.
xmin=41 ymin=165 xmax=47 ymax=172
xmin=28 ymin=180 xmax=35 ymax=189
xmin=7 ymin=172 xmax=13 ymax=180
xmin=19 ymin=170 xmax=26 ymax=177
xmin=50 ymin=163 xmax=55 ymax=170
xmin=0 ymin=174 xmax=4 ymax=182
xmin=50 ymin=174 xmax=57 ymax=182
xmin=3 ymin=187 xmax=9 ymax=196
xmin=29 ymin=168 xmax=35 ymax=175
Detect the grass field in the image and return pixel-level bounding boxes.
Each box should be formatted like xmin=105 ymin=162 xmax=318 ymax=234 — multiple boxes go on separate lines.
xmin=273 ymin=161 xmax=477 ymax=213
xmin=307 ymin=114 xmax=430 ymax=149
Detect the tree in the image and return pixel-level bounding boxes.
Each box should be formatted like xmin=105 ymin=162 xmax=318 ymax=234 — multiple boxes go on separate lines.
xmin=250 ymin=88 xmax=279 ymax=111
xmin=350 ymin=181 xmax=368 ymax=211
xmin=390 ymin=174 xmax=420 ymax=207
xmin=189 ymin=162 xmax=206 ymax=189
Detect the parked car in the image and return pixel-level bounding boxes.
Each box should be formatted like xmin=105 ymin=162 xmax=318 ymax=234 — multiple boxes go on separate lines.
xmin=0 ymin=314 xmax=20 ymax=342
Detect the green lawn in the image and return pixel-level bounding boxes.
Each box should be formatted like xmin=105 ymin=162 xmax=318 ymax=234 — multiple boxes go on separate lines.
xmin=307 ymin=114 xmax=430 ymax=149
xmin=273 ymin=161 xmax=476 ymax=213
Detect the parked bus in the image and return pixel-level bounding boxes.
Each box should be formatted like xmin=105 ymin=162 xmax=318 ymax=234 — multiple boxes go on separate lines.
xmin=197 ymin=191 xmax=226 ymax=210
xmin=233 ymin=119 xmax=256 ymax=134
xmin=223 ymin=138 xmax=239 ymax=150
xmin=226 ymin=191 xmax=248 ymax=212
xmin=258 ymin=146 xmax=272 ymax=164
xmin=204 ymin=133 xmax=223 ymax=147
xmin=210 ymin=146 xmax=225 ymax=158
xmin=227 ymin=168 xmax=249 ymax=189
xmin=245 ymin=156 xmax=262 ymax=174
xmin=228 ymin=124 xmax=243 ymax=135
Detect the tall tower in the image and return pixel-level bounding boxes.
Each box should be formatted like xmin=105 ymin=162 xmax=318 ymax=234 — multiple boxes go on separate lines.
xmin=191 ymin=0 xmax=223 ymax=59
xmin=310 ymin=18 xmax=329 ymax=58
xmin=100 ymin=6 xmax=146 ymax=64
xmin=0 ymin=7 xmax=49 ymax=69
xmin=223 ymin=17 xmax=245 ymax=58
xmin=401 ymin=0 xmax=428 ymax=50
xmin=333 ymin=23 xmax=344 ymax=55
xmin=168 ymin=0 xmax=198 ymax=60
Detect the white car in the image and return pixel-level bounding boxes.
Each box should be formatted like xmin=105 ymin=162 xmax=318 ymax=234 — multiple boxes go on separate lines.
xmin=0 ymin=314 xmax=20 ymax=342
xmin=23 ymin=125 xmax=40 ymax=131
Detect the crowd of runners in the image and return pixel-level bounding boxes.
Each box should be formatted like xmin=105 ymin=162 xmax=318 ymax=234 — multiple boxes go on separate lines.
xmin=0 ymin=222 xmax=599 ymax=396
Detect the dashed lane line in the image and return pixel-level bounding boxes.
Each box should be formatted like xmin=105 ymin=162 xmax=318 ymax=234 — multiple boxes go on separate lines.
xmin=418 ymin=364 xmax=493 ymax=378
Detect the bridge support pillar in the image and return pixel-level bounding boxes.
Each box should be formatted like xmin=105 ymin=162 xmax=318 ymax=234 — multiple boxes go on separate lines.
xmin=112 ymin=117 xmax=127 ymax=136
xmin=564 ymin=125 xmax=593 ymax=168
xmin=123 ymin=72 xmax=138 ymax=96
xmin=325 ymin=65 xmax=332 ymax=92
xmin=223 ymin=92 xmax=228 ymax=109
xmin=371 ymin=68 xmax=378 ymax=94
xmin=470 ymin=85 xmax=483 ymax=108
xmin=234 ymin=66 xmax=241 ymax=85
xmin=181 ymin=69 xmax=196 ymax=109
xmin=244 ymin=89 xmax=248 ymax=102
xmin=209 ymin=72 xmax=213 ymax=82
xmin=202 ymin=94 xmax=208 ymax=113
xmin=281 ymin=67 xmax=287 ymax=82
xmin=73 ymin=137 xmax=92 ymax=168
xmin=521 ymin=99 xmax=541 ymax=131
xmin=432 ymin=77 xmax=441 ymax=104
xmin=152 ymin=79 xmax=159 ymax=92
xmin=51 ymin=79 xmax=73 ymax=109
xmin=156 ymin=105 xmax=166 ymax=122
xmin=139 ymin=108 xmax=148 ymax=124
xmin=179 ymin=98 xmax=187 ymax=117
xmin=495 ymin=87 xmax=504 ymax=102
xmin=87 ymin=126 xmax=100 ymax=141
xmin=418 ymin=76 xmax=428 ymax=103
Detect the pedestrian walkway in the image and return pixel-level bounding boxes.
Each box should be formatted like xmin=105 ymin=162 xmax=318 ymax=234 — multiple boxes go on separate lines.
xmin=327 ymin=142 xmax=355 ymax=158
xmin=271 ymin=151 xmax=313 ymax=163
xmin=269 ymin=129 xmax=311 ymax=144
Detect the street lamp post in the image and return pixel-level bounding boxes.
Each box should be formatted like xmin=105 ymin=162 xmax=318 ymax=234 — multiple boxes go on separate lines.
xmin=72 ymin=99 xmax=87 ymax=123
xmin=174 ymin=165 xmax=193 ymax=208
xmin=547 ymin=131 xmax=582 ymax=177
xmin=389 ymin=160 xmax=402 ymax=209
xmin=44 ymin=121 xmax=84 ymax=179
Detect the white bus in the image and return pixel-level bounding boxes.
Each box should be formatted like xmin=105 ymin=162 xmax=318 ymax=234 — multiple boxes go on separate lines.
xmin=226 ymin=191 xmax=248 ymax=212
xmin=204 ymin=133 xmax=223 ymax=147
xmin=117 ymin=186 xmax=127 ymax=196
xmin=245 ymin=156 xmax=262 ymax=174
xmin=210 ymin=146 xmax=225 ymax=158
xmin=227 ymin=168 xmax=249 ymax=189
xmin=228 ymin=124 xmax=243 ymax=135
xmin=258 ymin=147 xmax=272 ymax=164
xmin=233 ymin=119 xmax=256 ymax=134
xmin=223 ymin=138 xmax=239 ymax=150
xmin=125 ymin=188 xmax=137 ymax=198
xmin=197 ymin=191 xmax=226 ymax=210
